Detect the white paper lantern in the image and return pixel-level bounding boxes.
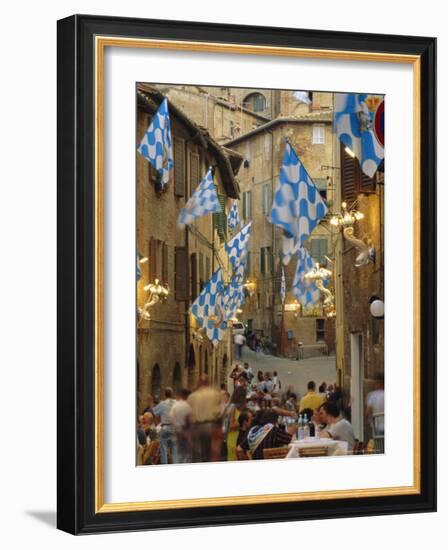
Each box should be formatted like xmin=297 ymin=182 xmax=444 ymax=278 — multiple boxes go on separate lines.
xmin=370 ymin=299 xmax=384 ymax=318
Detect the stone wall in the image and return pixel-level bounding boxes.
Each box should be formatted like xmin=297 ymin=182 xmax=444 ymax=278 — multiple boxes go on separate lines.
xmin=136 ymin=106 xmax=232 ymax=413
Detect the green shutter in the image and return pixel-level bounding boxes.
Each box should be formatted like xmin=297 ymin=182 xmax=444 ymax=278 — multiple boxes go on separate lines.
xmin=213 ymin=193 xmax=227 ymax=243
xmin=267 ymin=246 xmax=273 ymax=274
xmin=260 ymin=248 xmax=265 ymax=274
xmin=310 ymin=239 xmax=328 ymax=264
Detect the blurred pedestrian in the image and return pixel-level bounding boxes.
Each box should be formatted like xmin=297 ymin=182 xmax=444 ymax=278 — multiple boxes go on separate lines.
xmin=188 ymin=375 xmax=224 ymax=463
xmin=234 ymin=332 xmax=246 ymax=359
xmin=365 ymin=375 xmax=384 ymax=436
xmin=226 ymin=386 xmax=247 ymax=461
xmin=170 ymin=388 xmax=192 ymax=463
xmin=152 ymin=388 xmax=176 ymax=464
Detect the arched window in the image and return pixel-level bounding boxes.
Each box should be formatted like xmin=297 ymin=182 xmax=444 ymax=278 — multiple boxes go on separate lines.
xmin=151 ymin=364 xmax=161 ymax=399
xmin=173 ymin=362 xmax=182 ymax=393
xmin=188 ymin=344 xmax=195 ymax=368
xmin=244 ymin=92 xmax=266 ymax=113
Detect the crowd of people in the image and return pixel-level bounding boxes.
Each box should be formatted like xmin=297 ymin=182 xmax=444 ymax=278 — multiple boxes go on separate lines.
xmin=136 ymin=364 xmax=384 ymax=465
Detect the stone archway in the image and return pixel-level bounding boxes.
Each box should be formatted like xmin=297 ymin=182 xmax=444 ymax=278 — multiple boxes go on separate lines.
xmin=151 ymin=364 xmax=161 ymax=400
xmin=204 ymin=351 xmax=209 ymax=375
xmin=188 ymin=344 xmax=195 ymax=389
xmin=173 ymin=362 xmax=182 ymax=393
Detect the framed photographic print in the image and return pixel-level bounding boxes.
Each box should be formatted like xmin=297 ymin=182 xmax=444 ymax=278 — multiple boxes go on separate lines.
xmin=57 ymin=14 xmax=436 ymax=534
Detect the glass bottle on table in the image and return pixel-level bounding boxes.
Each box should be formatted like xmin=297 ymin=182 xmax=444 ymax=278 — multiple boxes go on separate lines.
xmin=309 ymin=416 xmax=315 ymax=437
xmin=297 ymin=414 xmax=304 ymax=440
xmin=303 ymin=414 xmax=310 ymax=439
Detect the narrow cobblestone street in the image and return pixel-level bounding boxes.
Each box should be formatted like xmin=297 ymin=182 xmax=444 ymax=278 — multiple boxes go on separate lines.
xmin=228 ymin=347 xmax=336 ymax=399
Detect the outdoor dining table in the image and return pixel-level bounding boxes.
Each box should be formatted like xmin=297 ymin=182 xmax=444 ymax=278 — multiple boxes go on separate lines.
xmin=286 ymin=437 xmax=348 ymax=459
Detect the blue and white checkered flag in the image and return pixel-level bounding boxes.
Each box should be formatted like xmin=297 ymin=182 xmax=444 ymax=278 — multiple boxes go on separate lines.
xmin=335 ymin=93 xmax=384 ymax=178
xmin=225 ymin=222 xmax=252 ymax=270
xmin=292 ymin=247 xmax=320 ymax=307
xmin=137 ymin=98 xmax=174 ymax=190
xmin=269 ymin=142 xmax=328 ymax=265
xmin=178 ymin=168 xmax=221 ymax=229
xmin=281 ymin=234 xmax=300 ymax=266
xmin=191 ymin=268 xmax=226 ymax=346
xmin=227 ymin=201 xmax=240 ymax=232
xmin=222 ymin=264 xmax=246 ymax=321
xmin=280 ymin=267 xmax=286 ymax=304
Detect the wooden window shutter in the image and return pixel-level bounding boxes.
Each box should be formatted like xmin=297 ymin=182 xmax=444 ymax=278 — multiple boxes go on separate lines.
xmin=189 ymin=152 xmax=200 ymax=195
xmin=359 ymin=168 xmax=376 ymax=193
xmin=162 ymin=242 xmax=169 ymax=285
xmin=341 ymin=147 xmax=358 ymax=203
xmin=341 ymin=146 xmax=376 ymax=202
xmin=173 ymin=138 xmax=186 ymax=197
xmin=190 ymin=253 xmax=198 ymax=301
xmin=174 ymin=247 xmax=188 ymax=301
xmin=199 ymin=252 xmax=204 ymax=287
xmin=148 ymin=238 xmax=157 ymax=283
xmin=260 ymin=247 xmax=266 ymax=274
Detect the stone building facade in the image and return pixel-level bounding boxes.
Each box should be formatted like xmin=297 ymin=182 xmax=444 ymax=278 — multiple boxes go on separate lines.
xmin=136 ymin=85 xmax=241 ymax=413
xmin=214 ymin=87 xmax=333 ymax=120
xmin=225 ymin=94 xmax=337 ymax=353
xmin=335 ymin=144 xmax=385 ymax=441
xmin=154 ymin=84 xmax=269 ymax=144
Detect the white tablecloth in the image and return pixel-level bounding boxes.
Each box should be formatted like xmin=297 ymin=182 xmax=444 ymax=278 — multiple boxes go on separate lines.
xmin=286 ymin=437 xmax=348 ymax=458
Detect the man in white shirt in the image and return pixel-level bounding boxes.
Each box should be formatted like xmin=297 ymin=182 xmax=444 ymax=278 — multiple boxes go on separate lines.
xmin=170 ymin=388 xmax=192 ymax=463
xmin=152 ymin=387 xmax=176 ymax=464
xmin=234 ymin=333 xmax=246 ymax=359
xmin=366 ymin=376 xmax=384 ymax=436
xmin=319 ymin=401 xmax=356 ymax=451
